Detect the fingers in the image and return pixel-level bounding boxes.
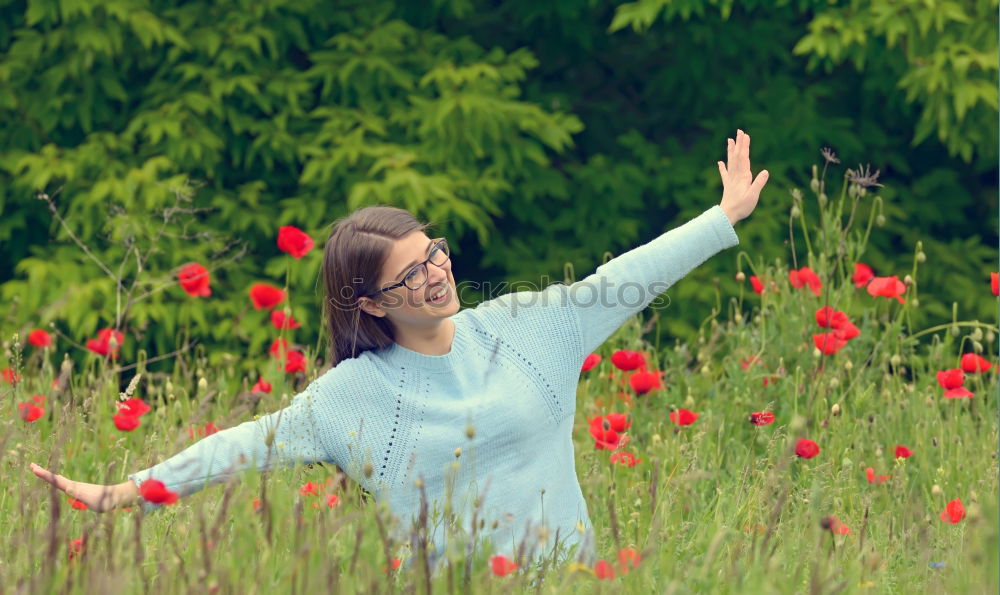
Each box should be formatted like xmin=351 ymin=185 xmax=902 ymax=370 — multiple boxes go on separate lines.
xmin=750 ymin=169 xmax=770 ymax=196
xmin=717 ymin=161 xmax=727 ymax=181
xmin=727 ymin=138 xmax=735 ymax=171
xmin=30 ymin=463 xmax=72 ymax=495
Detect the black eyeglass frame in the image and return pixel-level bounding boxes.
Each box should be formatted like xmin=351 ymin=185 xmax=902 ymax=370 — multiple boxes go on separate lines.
xmin=366 ymin=238 xmax=450 ymax=297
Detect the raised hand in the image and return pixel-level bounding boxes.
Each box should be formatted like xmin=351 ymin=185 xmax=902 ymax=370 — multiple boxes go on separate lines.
xmin=717 ymin=129 xmax=769 ymax=225
xmin=28 ymin=462 xmax=137 ymax=513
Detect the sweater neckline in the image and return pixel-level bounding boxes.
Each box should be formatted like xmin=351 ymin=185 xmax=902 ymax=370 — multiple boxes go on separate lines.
xmin=380 ymin=313 xmax=467 ymax=372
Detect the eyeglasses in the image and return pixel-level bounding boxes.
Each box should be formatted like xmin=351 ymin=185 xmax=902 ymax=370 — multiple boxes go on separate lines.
xmin=368 ymin=238 xmax=450 ymax=296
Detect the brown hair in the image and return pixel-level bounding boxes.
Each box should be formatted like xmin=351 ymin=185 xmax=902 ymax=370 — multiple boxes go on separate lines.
xmin=321 ymin=206 xmax=430 ymax=366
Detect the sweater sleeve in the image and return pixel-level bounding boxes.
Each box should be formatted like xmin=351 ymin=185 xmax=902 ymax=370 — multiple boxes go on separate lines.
xmin=127 ymin=387 xmax=336 ymax=514
xmin=567 ymin=205 xmax=739 ymax=356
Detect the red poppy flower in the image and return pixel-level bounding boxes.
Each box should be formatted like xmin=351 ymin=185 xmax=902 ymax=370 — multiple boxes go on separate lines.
xmin=628 ymin=370 xmax=664 ymax=394
xmin=610 ymin=350 xmax=646 ymax=371
xmin=581 ymin=353 xmax=602 ymax=372
xmin=936 ymin=369 xmax=965 ymax=390
xmin=139 ymin=479 xmax=178 ymax=505
xmin=249 ymin=283 xmax=286 ymax=311
xmin=749 ymin=412 xmax=775 ymax=426
xmin=299 ymin=482 xmax=320 ymax=496
xmin=589 ymin=417 xmax=624 ymax=451
xmin=18 ymin=402 xmax=44 ymax=422
xmin=178 ymin=263 xmax=211 ymax=298
xmin=594 ymin=559 xmax=615 ymax=580
xmin=940 ymin=499 xmax=965 ymax=524
xmin=789 ymin=267 xmax=822 ymax=296
xmin=270 ymin=310 xmax=301 ymax=330
xmin=604 ymin=413 xmax=632 ymax=432
xmin=795 ymin=438 xmax=820 ymax=459
xmin=116 ymin=398 xmax=151 ymax=417
xmin=490 ymin=555 xmax=518 ymax=577
xmin=617 ymin=548 xmax=641 ymax=575
xmin=610 ymin=451 xmax=642 ymax=468
xmin=68 ymin=537 xmax=85 ymax=561
xmin=740 ymin=356 xmax=761 ymax=370
xmin=865 ymin=467 xmax=890 ymax=485
xmin=187 ymin=422 xmax=220 ymax=440
xmin=68 ymin=496 xmax=88 ymax=510
xmin=1 ymin=367 xmax=20 ymax=385
xmin=867 ymin=276 xmax=905 ymax=304
xmin=31 ymin=395 xmax=45 ymax=406
xmin=269 ymin=338 xmax=289 ymax=358
xmin=669 ymin=409 xmax=698 ymax=426
xmin=992 ymin=273 xmax=998 ymax=297
xmin=960 ymin=353 xmax=992 ymax=374
xmin=832 ymin=321 xmax=860 ymax=341
xmin=813 ymin=333 xmax=848 ymax=355
xmin=823 ymin=515 xmax=850 ymax=535
xmin=284 ymin=350 xmax=306 ymax=374
xmin=815 ymin=307 xmax=848 ymax=329
xmin=749 ymin=275 xmax=764 ymax=294
xmin=113 ymin=414 xmax=142 ymax=432
xmin=251 ymin=379 xmax=272 ymax=394
xmin=252 ymin=498 xmax=262 ymax=512
xmin=852 ymin=263 xmax=874 ymax=288
xmin=277 ymin=226 xmax=314 ymax=259
xmin=943 ymin=387 xmax=974 ymax=399
xmin=28 ymin=329 xmax=52 ymax=348
xmin=895 ymin=445 xmax=912 ymax=459
xmin=86 ymin=328 xmax=125 ymax=359
xmin=326 ymin=493 xmax=340 ymax=508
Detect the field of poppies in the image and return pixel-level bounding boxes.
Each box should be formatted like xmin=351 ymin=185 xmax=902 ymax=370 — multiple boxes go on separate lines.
xmin=2 ymin=168 xmax=998 ymax=593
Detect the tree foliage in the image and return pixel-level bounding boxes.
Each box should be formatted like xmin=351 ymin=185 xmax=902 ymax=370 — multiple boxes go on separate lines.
xmin=0 ymin=0 xmax=995 ymax=372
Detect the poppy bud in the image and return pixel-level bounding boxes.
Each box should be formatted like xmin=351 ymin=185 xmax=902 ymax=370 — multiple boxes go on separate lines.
xmin=414 ymin=477 xmax=423 ymax=488
xmin=466 ymin=424 xmax=476 ymax=440
xmin=931 ymin=484 xmax=942 ymax=496
xmin=791 ymin=188 xmax=803 ymax=202
xmin=987 ymin=330 xmax=995 ymax=344
xmin=903 ymin=275 xmax=913 ymax=286
xmin=264 ymin=428 xmax=276 ymax=448
xmin=810 ymin=178 xmax=820 ymax=193
xmin=971 ymin=327 xmax=983 ymax=341
xmin=890 ymin=354 xmax=901 ymax=367
xmin=911 ymin=297 xmax=919 ymax=307
xmin=818 ymin=193 xmax=827 ymax=206
xmin=858 ymin=188 xmax=867 ymax=197
xmin=651 ymin=434 xmax=662 ymax=445
xmin=166 ymin=380 xmax=174 ymax=393
xmin=734 ymin=313 xmax=743 ymax=323
xmin=876 ymin=214 xmax=885 ymax=226
xmin=973 ymin=341 xmax=983 ymax=354
xmin=492 ymin=520 xmax=499 ymax=530
xmin=916 ymin=251 xmax=926 ymax=263
xmin=735 ymin=272 xmax=746 ymax=282
xmin=791 ymin=206 xmax=801 ymax=218
xmin=844 ymin=361 xmax=853 ymax=371
xmin=198 ymin=377 xmax=208 ymax=391
xmin=848 ymin=184 xmax=858 ymax=199
xmin=831 ymin=404 xmax=841 ymax=416
xmin=970 ymin=491 xmax=979 ymax=503
xmin=950 ymin=325 xmax=960 ymax=336
xmin=700 ymin=365 xmax=711 ymax=376
xmin=454 ymin=447 xmax=461 ymax=458
xmin=829 ymin=378 xmax=839 ymax=388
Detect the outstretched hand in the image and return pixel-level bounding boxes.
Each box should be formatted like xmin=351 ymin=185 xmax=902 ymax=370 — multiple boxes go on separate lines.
xmin=28 ymin=462 xmax=134 ymax=513
xmin=718 ymin=129 xmax=769 ymax=225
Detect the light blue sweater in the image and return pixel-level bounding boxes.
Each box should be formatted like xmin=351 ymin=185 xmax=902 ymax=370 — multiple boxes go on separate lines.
xmin=128 ymin=205 xmax=738 ymax=569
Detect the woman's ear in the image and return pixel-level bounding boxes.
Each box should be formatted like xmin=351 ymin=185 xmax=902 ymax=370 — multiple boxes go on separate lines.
xmin=357 ymin=296 xmax=386 ymax=318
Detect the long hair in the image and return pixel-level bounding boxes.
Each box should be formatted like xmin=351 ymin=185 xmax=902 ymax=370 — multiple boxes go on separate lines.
xmin=322 ymin=206 xmax=430 ymax=366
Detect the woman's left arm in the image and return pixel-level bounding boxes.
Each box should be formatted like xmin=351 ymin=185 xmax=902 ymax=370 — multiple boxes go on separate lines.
xmin=569 ymin=129 xmax=769 ymax=355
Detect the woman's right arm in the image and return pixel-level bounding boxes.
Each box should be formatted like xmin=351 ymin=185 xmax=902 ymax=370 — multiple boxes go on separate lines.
xmin=29 ymin=387 xmax=338 ymax=513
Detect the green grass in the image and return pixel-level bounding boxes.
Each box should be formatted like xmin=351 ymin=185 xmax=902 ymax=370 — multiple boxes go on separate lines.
xmin=2 ymin=178 xmax=997 ymax=593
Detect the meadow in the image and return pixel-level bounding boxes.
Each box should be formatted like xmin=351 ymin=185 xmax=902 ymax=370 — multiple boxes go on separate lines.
xmin=2 ymin=166 xmax=997 ymax=594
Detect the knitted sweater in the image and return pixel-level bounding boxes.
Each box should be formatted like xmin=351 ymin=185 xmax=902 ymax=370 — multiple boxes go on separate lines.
xmin=127 ymin=205 xmax=739 ymax=568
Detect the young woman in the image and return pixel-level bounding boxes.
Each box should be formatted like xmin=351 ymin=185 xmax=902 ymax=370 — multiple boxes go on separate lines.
xmin=30 ymin=130 xmax=768 ymax=571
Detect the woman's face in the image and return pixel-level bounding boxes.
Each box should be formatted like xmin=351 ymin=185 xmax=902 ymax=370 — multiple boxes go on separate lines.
xmin=359 ymin=231 xmax=460 ymax=326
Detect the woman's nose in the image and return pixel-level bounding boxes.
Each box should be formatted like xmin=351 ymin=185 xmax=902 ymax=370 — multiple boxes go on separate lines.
xmin=427 ymin=261 xmax=450 ymax=284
